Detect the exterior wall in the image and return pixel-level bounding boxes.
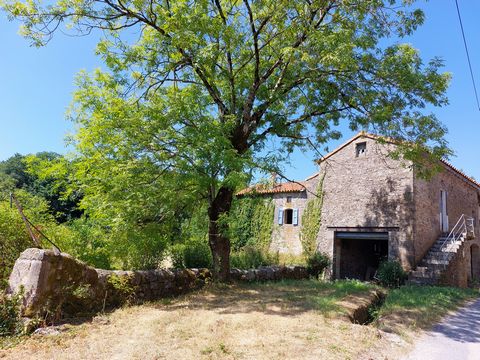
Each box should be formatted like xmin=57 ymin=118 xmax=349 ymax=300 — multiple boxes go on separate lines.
xmin=266 ymin=134 xmax=480 ymax=286
xmin=270 ymin=191 xmax=310 ymax=255
xmin=316 ymin=136 xmax=416 ymax=270
xmin=269 ymin=175 xmax=321 ymax=255
xmin=413 ymin=166 xmax=480 ymax=264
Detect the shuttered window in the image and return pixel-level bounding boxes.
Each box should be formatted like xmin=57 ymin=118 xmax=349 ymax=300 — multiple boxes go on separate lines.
xmin=293 ymin=208 xmax=298 ymax=226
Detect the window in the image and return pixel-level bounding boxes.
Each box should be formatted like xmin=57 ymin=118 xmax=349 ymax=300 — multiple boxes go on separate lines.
xmin=286 ymin=196 xmax=292 ymax=203
xmin=278 ymin=208 xmax=299 ymax=226
xmin=284 ymin=209 xmax=293 ymax=224
xmin=355 ymin=142 xmax=367 ymax=157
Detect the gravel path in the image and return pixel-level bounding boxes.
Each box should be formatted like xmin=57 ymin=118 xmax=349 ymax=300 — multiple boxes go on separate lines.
xmin=403 ymin=297 xmax=480 ymax=360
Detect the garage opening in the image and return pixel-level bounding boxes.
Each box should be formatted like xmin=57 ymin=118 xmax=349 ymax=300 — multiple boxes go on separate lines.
xmin=334 ymin=232 xmax=388 ymax=281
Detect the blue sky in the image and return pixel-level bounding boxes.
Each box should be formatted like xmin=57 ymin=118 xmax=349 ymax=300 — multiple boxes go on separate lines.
xmin=0 ymin=1 xmax=479 ymax=182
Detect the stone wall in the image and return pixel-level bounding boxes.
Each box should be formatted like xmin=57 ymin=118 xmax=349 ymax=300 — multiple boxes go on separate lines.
xmin=270 ymin=191 xmax=307 ymax=255
xmin=316 ymin=135 xmax=416 ymax=270
xmin=8 ymin=248 xmax=309 ymax=318
xmin=414 ymin=165 xmax=480 ymax=264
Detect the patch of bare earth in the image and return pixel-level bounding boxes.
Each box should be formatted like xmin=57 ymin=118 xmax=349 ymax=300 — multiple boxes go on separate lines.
xmin=0 ymin=282 xmax=411 ymax=360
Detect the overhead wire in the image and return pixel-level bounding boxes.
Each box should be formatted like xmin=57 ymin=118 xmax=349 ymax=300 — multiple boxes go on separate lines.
xmin=454 ymin=0 xmax=480 ymax=111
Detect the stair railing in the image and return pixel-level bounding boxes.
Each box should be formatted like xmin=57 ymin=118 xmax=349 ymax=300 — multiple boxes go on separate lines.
xmin=440 ymin=214 xmax=475 ymax=253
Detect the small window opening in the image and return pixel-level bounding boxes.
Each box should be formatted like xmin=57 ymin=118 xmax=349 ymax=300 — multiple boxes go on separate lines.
xmin=356 ymin=142 xmax=367 ymax=157
xmin=286 ymin=196 xmax=292 ymax=203
xmin=284 ymin=209 xmax=293 ymax=224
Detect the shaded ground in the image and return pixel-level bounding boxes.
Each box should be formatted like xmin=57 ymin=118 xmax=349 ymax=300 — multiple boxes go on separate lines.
xmin=402 ymin=297 xmax=480 ymax=360
xmin=0 ymin=280 xmax=406 ymax=360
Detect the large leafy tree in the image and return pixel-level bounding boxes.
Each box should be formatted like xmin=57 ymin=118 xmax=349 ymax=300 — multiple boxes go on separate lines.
xmin=2 ymin=0 xmax=451 ymax=280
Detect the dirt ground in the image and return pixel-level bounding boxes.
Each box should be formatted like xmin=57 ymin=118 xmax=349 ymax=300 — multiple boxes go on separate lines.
xmin=0 ymin=282 xmax=410 ymax=360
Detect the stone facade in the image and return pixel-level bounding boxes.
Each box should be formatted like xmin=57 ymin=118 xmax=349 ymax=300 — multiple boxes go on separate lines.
xmin=261 ymin=133 xmax=480 ymax=286
xmin=316 ymin=136 xmax=415 ymax=271
xmin=269 ymin=192 xmax=307 ymax=255
xmin=414 ymin=165 xmax=480 ymax=263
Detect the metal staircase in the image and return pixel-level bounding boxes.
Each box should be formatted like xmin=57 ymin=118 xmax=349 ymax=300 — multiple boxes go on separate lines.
xmin=409 ymin=215 xmax=475 ymax=285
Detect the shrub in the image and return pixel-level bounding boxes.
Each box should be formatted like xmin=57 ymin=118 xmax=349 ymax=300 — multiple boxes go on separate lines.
xmin=184 ymin=239 xmax=212 ymax=269
xmin=0 ymin=290 xmax=22 ymax=337
xmin=169 ymin=243 xmax=186 ymax=269
xmin=306 ymin=252 xmax=331 ymax=278
xmin=376 ymin=260 xmax=407 ymax=288
xmin=169 ymin=239 xmax=212 ymax=269
xmin=230 ymin=246 xmax=279 ymax=269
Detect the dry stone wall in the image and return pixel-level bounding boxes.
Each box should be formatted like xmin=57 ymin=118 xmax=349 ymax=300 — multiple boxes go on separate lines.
xmin=8 ymin=248 xmax=309 ymax=318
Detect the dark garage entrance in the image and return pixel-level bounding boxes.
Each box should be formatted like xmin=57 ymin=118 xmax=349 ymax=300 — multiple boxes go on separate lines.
xmin=334 ymin=231 xmax=388 ymax=280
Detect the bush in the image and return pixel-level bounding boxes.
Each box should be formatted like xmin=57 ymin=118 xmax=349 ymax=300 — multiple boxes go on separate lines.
xmin=376 ymin=260 xmax=407 ymax=288
xmin=230 ymin=246 xmax=279 ymax=270
xmin=306 ymin=252 xmax=331 ymax=278
xmin=0 ymin=290 xmax=22 ymax=337
xmin=169 ymin=243 xmax=186 ymax=269
xmin=169 ymin=239 xmax=212 ymax=269
xmin=184 ymin=239 xmax=212 ymax=268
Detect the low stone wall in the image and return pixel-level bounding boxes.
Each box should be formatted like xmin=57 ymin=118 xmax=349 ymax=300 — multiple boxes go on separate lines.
xmin=8 ymin=248 xmax=309 ymax=318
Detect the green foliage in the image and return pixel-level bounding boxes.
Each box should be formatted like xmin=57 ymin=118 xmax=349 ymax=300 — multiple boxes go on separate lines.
xmin=0 ymin=290 xmax=22 ymax=337
xmin=229 ymin=197 xmax=274 ymax=251
xmin=230 ymin=246 xmax=279 ymax=270
xmin=168 ymin=239 xmax=212 ymax=269
xmin=0 ymin=202 xmax=31 ymax=289
xmin=306 ymin=252 xmax=331 ymax=279
xmin=376 ymin=260 xmax=408 ymax=288
xmin=51 ymin=218 xmax=111 ymax=269
xmin=300 ymin=174 xmax=325 ymax=257
xmin=0 ymin=189 xmax=61 ymax=288
xmin=169 ymin=243 xmax=186 ymax=269
xmin=0 ymin=153 xmax=83 ymax=222
xmin=183 ymin=239 xmax=212 ymax=269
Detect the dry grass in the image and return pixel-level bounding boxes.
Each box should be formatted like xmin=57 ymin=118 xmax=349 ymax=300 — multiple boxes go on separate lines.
xmin=0 ymin=280 xmax=408 ymax=360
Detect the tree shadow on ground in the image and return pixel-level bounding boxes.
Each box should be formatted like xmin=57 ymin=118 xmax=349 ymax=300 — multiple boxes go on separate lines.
xmin=428 ymin=298 xmax=480 ymax=343
xmin=153 ymin=280 xmax=375 ymax=318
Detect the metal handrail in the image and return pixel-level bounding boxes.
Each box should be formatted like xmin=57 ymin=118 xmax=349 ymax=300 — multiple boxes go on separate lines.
xmin=440 ymin=214 xmax=475 ymax=252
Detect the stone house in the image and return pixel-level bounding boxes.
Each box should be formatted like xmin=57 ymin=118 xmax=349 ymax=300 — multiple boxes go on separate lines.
xmin=238 ymin=132 xmax=480 ymax=287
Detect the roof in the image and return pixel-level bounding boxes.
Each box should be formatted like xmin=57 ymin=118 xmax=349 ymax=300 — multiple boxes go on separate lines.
xmin=236 ymin=181 xmax=307 ymax=196
xmin=318 ymin=131 xmax=480 ymax=191
xmin=439 ymin=158 xmax=480 ymax=190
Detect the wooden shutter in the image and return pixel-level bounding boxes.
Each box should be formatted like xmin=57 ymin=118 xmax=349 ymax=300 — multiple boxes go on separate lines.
xmin=278 ymin=208 xmax=283 ymax=225
xmin=293 ymin=208 xmax=298 ymax=226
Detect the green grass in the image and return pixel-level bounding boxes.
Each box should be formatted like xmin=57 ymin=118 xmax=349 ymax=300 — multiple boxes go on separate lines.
xmin=242 ymin=279 xmax=377 ymax=315
xmin=376 ymin=285 xmax=479 ymax=331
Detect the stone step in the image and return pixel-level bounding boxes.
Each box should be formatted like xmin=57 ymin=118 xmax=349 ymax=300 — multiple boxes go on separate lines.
xmin=424 ymin=254 xmax=454 ymax=262
xmin=430 ymin=244 xmax=460 ymax=251
xmin=407 ymin=277 xmax=437 ymax=285
xmin=423 ymin=258 xmax=450 ymax=266
xmin=409 ymin=271 xmax=441 ymax=279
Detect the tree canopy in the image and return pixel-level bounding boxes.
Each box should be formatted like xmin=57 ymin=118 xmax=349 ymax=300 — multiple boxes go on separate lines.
xmin=2 ymin=0 xmax=452 ymax=280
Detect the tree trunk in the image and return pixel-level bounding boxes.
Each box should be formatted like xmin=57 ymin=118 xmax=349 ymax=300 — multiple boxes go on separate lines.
xmin=208 ymin=186 xmax=234 ymax=282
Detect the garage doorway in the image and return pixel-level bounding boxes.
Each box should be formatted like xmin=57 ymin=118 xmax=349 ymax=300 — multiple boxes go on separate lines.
xmin=334 ymin=232 xmax=388 ymax=280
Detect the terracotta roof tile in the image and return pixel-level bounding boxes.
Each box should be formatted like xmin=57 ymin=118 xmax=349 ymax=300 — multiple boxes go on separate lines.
xmin=236 ymin=181 xmax=306 ymax=196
